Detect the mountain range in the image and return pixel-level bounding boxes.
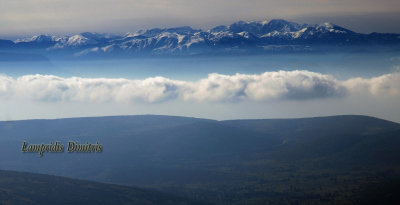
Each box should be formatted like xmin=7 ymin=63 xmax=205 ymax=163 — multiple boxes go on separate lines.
xmin=0 ymin=115 xmax=400 ymax=204
xmin=1 ymin=19 xmax=400 ymax=60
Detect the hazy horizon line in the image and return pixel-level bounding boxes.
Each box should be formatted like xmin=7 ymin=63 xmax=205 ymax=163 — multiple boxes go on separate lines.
xmin=0 ymin=113 xmax=395 ymax=124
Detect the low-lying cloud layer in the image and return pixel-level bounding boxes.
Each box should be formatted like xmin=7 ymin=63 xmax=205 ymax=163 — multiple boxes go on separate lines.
xmin=0 ymin=70 xmax=399 ymax=103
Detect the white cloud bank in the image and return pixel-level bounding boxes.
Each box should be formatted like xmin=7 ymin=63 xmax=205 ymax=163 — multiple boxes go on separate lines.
xmin=0 ymin=70 xmax=399 ymax=103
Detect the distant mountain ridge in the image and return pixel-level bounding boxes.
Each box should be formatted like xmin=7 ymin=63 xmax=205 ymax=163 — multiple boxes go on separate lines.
xmin=1 ymin=19 xmax=400 ymax=59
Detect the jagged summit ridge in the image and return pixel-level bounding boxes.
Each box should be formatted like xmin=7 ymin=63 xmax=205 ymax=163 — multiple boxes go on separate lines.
xmin=5 ymin=19 xmax=400 ymax=57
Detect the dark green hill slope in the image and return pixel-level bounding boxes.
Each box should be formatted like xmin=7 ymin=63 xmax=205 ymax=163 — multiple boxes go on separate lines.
xmin=0 ymin=170 xmax=205 ymax=205
xmin=0 ymin=115 xmax=399 ymax=204
xmin=221 ymin=115 xmax=400 ymax=143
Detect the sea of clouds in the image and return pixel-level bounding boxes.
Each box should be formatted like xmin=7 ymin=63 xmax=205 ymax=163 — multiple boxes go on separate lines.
xmin=0 ymin=70 xmax=399 ymax=103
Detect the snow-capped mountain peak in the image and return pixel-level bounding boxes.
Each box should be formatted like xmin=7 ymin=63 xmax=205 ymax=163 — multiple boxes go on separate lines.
xmin=67 ymin=34 xmax=92 ymax=46
xmin=14 ymin=34 xmax=61 ymax=43
xmin=8 ymin=19 xmax=400 ymax=57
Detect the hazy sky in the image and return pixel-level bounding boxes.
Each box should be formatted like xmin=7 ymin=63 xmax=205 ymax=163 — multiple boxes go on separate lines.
xmin=0 ymin=0 xmax=399 ymax=37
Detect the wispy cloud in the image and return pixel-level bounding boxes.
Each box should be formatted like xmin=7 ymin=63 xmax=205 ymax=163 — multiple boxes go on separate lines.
xmin=343 ymin=72 xmax=400 ymax=96
xmin=0 ymin=70 xmax=399 ymax=103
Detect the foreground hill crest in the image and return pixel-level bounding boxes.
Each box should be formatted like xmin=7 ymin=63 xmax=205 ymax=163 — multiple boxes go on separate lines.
xmin=0 ymin=114 xmax=399 ymax=204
